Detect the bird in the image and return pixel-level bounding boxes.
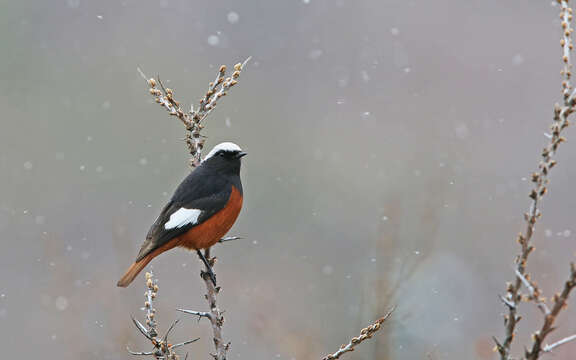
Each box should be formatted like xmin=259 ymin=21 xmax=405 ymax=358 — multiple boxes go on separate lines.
xmin=117 ymin=142 xmax=246 ymax=287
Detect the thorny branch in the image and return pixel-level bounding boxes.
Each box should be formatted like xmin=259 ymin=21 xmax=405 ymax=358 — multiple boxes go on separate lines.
xmin=525 ymin=264 xmax=576 ymax=359
xmin=321 ymin=307 xmax=395 ymax=360
xmin=138 ymin=61 xmax=250 ymax=359
xmin=542 ymin=333 xmax=576 ymax=353
xmin=129 ymin=272 xmax=199 ymax=359
xmin=495 ymin=1 xmax=576 ymax=359
xmin=138 ymin=57 xmax=251 ymax=167
xmin=137 ymin=59 xmax=249 ymax=356
xmin=178 ymin=248 xmax=229 ymax=360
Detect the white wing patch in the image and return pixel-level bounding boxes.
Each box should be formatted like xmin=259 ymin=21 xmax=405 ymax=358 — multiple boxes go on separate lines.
xmin=164 ymin=208 xmax=202 ymax=230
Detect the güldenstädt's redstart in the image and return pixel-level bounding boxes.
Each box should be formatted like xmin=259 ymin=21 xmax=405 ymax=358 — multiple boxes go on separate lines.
xmin=117 ymin=142 xmax=245 ymax=287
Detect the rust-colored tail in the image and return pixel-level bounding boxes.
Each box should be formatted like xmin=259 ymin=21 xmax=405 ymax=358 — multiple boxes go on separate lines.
xmin=117 ymin=240 xmax=179 ymax=287
xmin=117 ymin=257 xmax=153 ymax=287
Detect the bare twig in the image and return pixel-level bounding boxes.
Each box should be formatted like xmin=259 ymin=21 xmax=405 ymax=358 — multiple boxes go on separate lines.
xmin=127 ymin=348 xmax=155 ymax=356
xmin=542 ymin=333 xmax=576 ymax=353
xmin=525 ymin=264 xmax=576 ymax=359
xmin=495 ymin=2 xmax=576 ymax=359
xmin=138 ymin=57 xmax=250 ymax=167
xmin=129 ymin=272 xmax=200 ymax=359
xmin=171 ymin=339 xmax=203 ymax=350
xmin=515 ymin=269 xmax=550 ymax=315
xmin=218 ymin=236 xmax=242 ymax=243
xmin=321 ymin=307 xmax=395 ymax=360
xmin=176 ymin=309 xmax=212 ymax=321
xmin=163 ymin=319 xmax=181 ymax=342
xmin=132 ymin=316 xmax=153 ymax=340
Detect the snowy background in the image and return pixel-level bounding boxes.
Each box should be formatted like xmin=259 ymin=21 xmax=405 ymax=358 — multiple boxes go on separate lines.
xmin=1 ymin=0 xmax=576 ymax=359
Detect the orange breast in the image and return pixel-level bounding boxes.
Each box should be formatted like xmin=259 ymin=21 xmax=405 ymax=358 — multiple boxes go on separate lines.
xmin=176 ymin=185 xmax=243 ymax=250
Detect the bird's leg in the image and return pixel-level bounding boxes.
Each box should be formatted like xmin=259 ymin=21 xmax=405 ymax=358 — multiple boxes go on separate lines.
xmin=196 ymin=249 xmax=217 ymax=286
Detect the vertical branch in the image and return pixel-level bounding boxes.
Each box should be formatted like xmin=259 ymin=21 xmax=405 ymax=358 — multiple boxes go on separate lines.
xmin=201 ymin=248 xmax=229 ymax=360
xmin=561 ymin=0 xmax=574 ymax=102
xmin=178 ymin=249 xmax=229 ymax=360
xmin=141 ymin=60 xmax=250 ymax=360
xmin=145 ymin=272 xmax=159 ymax=338
xmin=495 ymin=1 xmax=576 ymax=359
xmin=129 ymin=272 xmax=199 ymax=359
xmin=134 ymin=58 xmax=250 ymax=360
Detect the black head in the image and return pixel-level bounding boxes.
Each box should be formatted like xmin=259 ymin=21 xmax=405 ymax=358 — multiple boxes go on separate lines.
xmin=201 ymin=142 xmax=246 ymax=175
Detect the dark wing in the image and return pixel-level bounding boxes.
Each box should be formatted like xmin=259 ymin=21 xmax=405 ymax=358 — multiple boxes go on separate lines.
xmin=135 ymin=169 xmax=232 ymax=262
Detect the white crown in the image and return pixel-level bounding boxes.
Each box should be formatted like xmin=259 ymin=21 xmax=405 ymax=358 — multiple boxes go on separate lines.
xmin=203 ymin=142 xmax=243 ymax=161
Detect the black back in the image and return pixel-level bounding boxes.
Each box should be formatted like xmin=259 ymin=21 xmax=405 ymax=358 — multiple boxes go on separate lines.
xmin=135 ymin=152 xmax=243 ymax=261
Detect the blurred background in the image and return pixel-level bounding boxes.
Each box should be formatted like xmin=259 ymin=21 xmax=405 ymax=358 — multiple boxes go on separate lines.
xmin=1 ymin=0 xmax=576 ymax=359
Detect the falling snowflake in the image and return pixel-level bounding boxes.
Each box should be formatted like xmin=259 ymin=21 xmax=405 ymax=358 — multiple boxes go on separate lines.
xmin=66 ymin=0 xmax=80 ymax=8
xmin=308 ymin=49 xmax=323 ymax=60
xmin=512 ymin=54 xmax=524 ymax=66
xmin=55 ymin=296 xmax=69 ymax=311
xmin=227 ymin=11 xmax=239 ymax=24
xmin=361 ymin=70 xmax=370 ymax=82
xmin=207 ymin=35 xmax=220 ymax=47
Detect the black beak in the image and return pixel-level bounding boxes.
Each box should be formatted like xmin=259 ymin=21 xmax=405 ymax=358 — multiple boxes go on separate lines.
xmin=235 ymin=151 xmax=247 ymax=159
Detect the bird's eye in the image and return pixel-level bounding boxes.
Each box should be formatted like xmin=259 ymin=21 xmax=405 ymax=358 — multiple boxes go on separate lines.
xmin=218 ymin=152 xmax=225 ymax=157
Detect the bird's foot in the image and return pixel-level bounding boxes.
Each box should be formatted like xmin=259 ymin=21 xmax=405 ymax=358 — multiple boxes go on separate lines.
xmin=201 ymin=267 xmax=217 ymax=286
xmin=197 ymin=250 xmax=217 ymax=286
